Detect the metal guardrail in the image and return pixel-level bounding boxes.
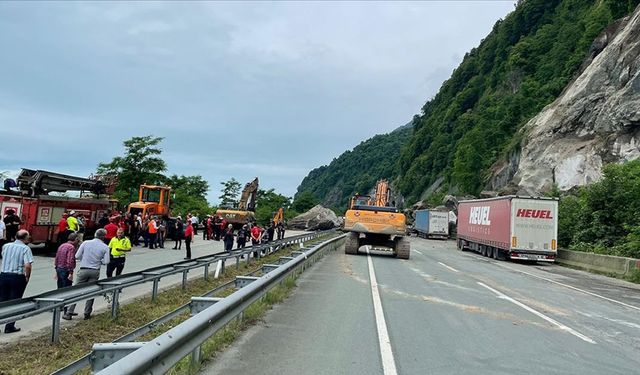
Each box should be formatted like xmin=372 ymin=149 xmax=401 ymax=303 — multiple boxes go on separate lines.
xmin=92 ymin=234 xmax=345 ymax=374
xmin=0 ymin=231 xmax=329 ymax=344
xmin=52 ymin=279 xmax=237 ymax=375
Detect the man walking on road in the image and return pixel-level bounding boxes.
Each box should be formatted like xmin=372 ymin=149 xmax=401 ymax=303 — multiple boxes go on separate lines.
xmin=107 ymin=228 xmax=131 ymax=277
xmin=0 ymin=230 xmax=33 ymax=333
xmin=63 ymin=229 xmax=110 ymax=321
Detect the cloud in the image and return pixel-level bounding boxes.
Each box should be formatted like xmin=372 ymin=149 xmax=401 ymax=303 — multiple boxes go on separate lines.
xmin=0 ymin=1 xmax=514 ymax=203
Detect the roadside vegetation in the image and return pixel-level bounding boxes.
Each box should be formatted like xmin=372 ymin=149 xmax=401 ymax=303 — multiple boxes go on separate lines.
xmin=0 ymin=235 xmax=332 ymax=374
xmin=557 ymin=159 xmax=640 ymax=259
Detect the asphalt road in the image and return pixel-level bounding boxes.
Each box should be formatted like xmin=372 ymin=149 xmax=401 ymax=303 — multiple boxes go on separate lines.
xmin=202 ymin=236 xmax=640 ymax=375
xmin=0 ymin=230 xmax=309 ymax=345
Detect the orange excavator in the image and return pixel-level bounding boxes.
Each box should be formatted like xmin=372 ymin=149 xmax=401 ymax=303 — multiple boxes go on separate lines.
xmin=343 ymin=179 xmax=409 ymax=259
xmin=216 ymin=177 xmax=259 ymax=229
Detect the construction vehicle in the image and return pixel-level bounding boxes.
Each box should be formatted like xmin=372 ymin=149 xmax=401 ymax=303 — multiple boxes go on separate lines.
xmin=216 ymin=177 xmax=258 ymax=229
xmin=343 ymin=179 xmax=409 ymax=259
xmin=127 ymin=185 xmax=172 ymax=218
xmin=272 ymin=207 xmax=284 ymax=225
xmin=0 ymin=169 xmax=117 ymax=249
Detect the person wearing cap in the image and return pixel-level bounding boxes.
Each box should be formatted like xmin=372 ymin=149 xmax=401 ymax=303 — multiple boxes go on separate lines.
xmin=107 ymin=228 xmax=131 ymax=277
xmin=67 ymin=211 xmax=79 ymax=232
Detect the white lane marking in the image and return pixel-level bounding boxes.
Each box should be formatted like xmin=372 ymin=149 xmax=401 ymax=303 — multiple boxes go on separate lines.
xmin=414 ymin=250 xmax=423 ymax=255
xmin=438 ymin=262 xmax=459 ymax=273
xmin=366 ymin=248 xmax=398 ymax=375
xmin=477 ymin=282 xmax=596 ymax=344
xmin=497 ymin=264 xmax=640 ymax=312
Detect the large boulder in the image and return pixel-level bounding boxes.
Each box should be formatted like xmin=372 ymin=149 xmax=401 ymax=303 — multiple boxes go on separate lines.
xmin=289 ymin=205 xmax=340 ymax=230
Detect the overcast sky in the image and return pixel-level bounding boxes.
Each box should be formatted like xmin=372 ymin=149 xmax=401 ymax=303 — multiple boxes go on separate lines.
xmin=0 ymin=1 xmax=514 ymax=203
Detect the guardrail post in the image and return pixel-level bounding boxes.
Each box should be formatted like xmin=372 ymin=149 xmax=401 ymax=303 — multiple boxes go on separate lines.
xmin=111 ymin=289 xmax=121 ymax=318
xmin=52 ymin=307 xmax=61 ymax=344
xmin=236 ymin=256 xmax=240 ymax=270
xmin=35 ymin=297 xmax=65 ymax=344
xmin=203 ymin=263 xmax=209 ymax=281
xmin=182 ymin=270 xmax=188 ymax=290
xmin=152 ymin=278 xmax=159 ymax=302
xmin=191 ymin=346 xmax=201 ymax=368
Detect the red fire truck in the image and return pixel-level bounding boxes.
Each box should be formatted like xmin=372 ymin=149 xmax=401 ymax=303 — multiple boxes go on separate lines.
xmin=1 ymin=169 xmax=117 ymax=249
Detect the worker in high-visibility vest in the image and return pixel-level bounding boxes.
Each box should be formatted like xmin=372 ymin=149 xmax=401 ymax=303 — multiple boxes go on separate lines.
xmin=67 ymin=211 xmax=79 ymax=232
xmin=148 ymin=216 xmax=158 ymax=249
xmin=106 ymin=228 xmax=131 ymax=278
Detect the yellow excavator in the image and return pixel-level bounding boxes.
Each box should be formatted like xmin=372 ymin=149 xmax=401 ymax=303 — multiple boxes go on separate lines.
xmin=216 ymin=177 xmax=259 ymax=229
xmin=343 ymin=179 xmax=409 ymax=259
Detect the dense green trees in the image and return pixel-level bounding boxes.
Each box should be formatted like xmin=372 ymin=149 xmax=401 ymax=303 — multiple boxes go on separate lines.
xmin=397 ymin=0 xmax=639 ymax=203
xmin=218 ymin=178 xmax=241 ymax=208
xmin=97 ymin=135 xmax=167 ymax=205
xmin=97 ymin=136 xmax=215 ymax=216
xmin=559 ymin=160 xmax=640 ymax=258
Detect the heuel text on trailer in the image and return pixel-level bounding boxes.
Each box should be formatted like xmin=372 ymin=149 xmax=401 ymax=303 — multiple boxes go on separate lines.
xmin=515 ymin=209 xmax=553 ymax=219
xmin=469 ymin=206 xmax=491 ymax=225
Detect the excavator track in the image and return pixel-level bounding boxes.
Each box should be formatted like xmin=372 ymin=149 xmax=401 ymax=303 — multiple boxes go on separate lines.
xmin=394 ymin=236 xmax=410 ymax=259
xmin=345 ymin=232 xmax=360 ymax=255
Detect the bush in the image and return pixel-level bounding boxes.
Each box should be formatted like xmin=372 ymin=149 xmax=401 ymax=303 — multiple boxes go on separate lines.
xmin=560 ymin=160 xmax=640 ymax=258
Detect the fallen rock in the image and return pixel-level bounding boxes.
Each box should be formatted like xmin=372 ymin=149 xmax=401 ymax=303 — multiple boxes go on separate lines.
xmin=289 ymin=205 xmax=340 ymax=230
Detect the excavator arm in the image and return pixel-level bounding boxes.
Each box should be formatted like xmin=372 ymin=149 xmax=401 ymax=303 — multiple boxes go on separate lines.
xmin=237 ymin=177 xmax=259 ymax=212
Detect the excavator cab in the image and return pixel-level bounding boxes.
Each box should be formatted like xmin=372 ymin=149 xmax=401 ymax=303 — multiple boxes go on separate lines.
xmin=128 ymin=185 xmax=171 ymax=218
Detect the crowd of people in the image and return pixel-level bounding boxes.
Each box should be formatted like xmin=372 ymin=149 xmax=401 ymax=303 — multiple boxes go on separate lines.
xmin=0 ymin=208 xmax=288 ymax=332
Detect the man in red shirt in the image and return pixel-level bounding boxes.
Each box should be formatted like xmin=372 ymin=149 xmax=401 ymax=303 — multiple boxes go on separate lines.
xmin=103 ymin=219 xmax=119 ymax=245
xmin=57 ymin=213 xmax=69 ymax=245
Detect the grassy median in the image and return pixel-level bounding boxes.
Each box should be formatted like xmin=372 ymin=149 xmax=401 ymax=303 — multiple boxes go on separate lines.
xmin=0 ymin=235 xmax=333 ymax=375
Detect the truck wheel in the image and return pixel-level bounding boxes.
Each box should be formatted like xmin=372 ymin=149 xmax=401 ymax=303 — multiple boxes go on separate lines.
xmin=492 ymin=248 xmax=498 ymax=260
xmin=395 ymin=237 xmax=410 ymax=259
xmin=345 ymin=232 xmax=359 ymax=255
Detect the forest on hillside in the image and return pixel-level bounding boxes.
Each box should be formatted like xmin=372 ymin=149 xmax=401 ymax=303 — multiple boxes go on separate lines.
xmin=295 ymin=124 xmax=412 ymax=210
xmin=397 ymin=0 xmax=639 ymax=203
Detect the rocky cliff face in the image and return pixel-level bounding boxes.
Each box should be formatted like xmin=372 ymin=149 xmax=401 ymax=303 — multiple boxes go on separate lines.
xmin=489 ymin=7 xmax=640 ymax=194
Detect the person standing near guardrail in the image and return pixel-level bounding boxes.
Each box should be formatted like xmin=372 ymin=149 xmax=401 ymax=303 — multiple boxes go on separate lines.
xmin=63 ymin=228 xmax=110 ymax=321
xmin=0 ymin=230 xmax=33 ymax=333
xmin=184 ymin=219 xmax=194 ymax=259
xmin=223 ymin=224 xmax=234 ymax=253
xmin=55 ymin=232 xmax=78 ymax=317
xmin=106 ymin=228 xmax=131 ymax=278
